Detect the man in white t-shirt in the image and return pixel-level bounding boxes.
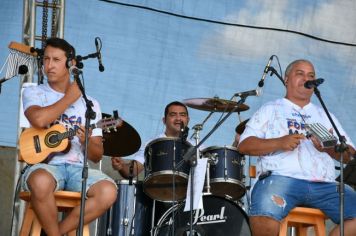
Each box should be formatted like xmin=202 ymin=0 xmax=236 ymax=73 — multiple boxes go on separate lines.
xmin=21 ymin=37 xmax=117 ymax=235
xmin=238 ymin=59 xmax=356 ymax=236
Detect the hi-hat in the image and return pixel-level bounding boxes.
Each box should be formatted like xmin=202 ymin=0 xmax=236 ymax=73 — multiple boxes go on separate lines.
xmin=102 ymin=113 xmax=141 ymax=157
xmin=183 ymin=97 xmax=249 ymax=112
xmin=235 ymin=119 xmax=250 ymax=135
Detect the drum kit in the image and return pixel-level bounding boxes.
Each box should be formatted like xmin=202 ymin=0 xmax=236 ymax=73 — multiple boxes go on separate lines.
xmin=98 ymin=97 xmax=252 ymax=236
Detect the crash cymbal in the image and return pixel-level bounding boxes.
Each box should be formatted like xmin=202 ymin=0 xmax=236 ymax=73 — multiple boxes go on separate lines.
xmin=235 ymin=119 xmax=249 ymax=135
xmin=183 ymin=97 xmax=249 ymax=112
xmin=102 ymin=113 xmax=141 ymax=157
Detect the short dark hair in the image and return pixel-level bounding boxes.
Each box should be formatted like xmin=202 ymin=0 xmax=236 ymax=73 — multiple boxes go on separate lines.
xmin=44 ymin=37 xmax=75 ymax=60
xmin=164 ymin=101 xmax=189 ymax=118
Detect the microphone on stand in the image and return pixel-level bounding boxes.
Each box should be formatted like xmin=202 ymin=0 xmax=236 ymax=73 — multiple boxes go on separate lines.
xmin=256 ymin=55 xmax=274 ymax=95
xmin=69 ymin=65 xmax=83 ymax=76
xmin=95 ymin=37 xmax=105 ymax=72
xmin=234 ymin=89 xmax=261 ymax=98
xmin=258 ymin=55 xmax=274 ymax=88
xmin=179 ymin=121 xmax=189 ymax=142
xmin=304 ymin=78 xmax=324 ymax=89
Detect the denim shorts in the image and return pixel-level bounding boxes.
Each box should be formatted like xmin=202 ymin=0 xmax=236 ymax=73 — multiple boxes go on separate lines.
xmin=249 ymin=175 xmax=356 ymax=224
xmin=22 ymin=163 xmax=116 ymax=195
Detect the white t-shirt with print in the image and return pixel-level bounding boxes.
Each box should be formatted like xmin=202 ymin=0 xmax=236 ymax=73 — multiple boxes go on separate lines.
xmin=239 ymin=98 xmax=354 ymax=182
xmin=22 ymin=83 xmax=102 ymax=166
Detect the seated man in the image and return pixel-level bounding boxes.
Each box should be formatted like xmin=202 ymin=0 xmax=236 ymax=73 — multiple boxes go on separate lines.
xmin=238 ymin=59 xmax=356 ymax=236
xmin=111 ymin=101 xmax=190 ymax=179
xmin=21 ymin=37 xmax=117 ymax=235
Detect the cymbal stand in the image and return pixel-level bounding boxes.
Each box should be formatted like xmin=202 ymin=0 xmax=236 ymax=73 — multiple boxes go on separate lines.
xmin=190 ymin=124 xmax=202 ymax=235
xmin=181 ymin=96 xmax=247 ymax=236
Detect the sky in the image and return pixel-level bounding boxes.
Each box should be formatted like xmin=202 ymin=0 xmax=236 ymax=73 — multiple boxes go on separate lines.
xmin=0 ymin=0 xmax=355 ymax=155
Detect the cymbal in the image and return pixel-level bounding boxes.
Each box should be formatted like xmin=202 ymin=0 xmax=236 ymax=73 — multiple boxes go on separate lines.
xmin=183 ymin=97 xmax=249 ymax=112
xmin=235 ymin=119 xmax=249 ymax=135
xmin=102 ymin=113 xmax=141 ymax=157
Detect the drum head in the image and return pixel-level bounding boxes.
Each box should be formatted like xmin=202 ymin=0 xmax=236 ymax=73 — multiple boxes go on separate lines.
xmin=154 ymin=195 xmax=251 ymax=235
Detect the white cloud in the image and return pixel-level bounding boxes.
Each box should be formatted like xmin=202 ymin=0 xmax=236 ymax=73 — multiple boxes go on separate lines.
xmin=198 ymin=0 xmax=356 ymax=64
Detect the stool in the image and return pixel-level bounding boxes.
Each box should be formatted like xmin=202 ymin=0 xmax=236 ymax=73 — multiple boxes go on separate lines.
xmin=19 ymin=191 xmax=90 ymax=236
xmin=279 ymin=207 xmax=328 ymax=236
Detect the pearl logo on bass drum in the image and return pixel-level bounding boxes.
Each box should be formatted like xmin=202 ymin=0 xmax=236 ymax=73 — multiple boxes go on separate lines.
xmin=191 ymin=206 xmax=226 ymax=225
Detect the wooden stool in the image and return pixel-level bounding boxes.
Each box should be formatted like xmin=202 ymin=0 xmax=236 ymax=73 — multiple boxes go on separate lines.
xmin=279 ymin=207 xmax=328 ymax=236
xmin=19 ymin=191 xmax=90 ymax=236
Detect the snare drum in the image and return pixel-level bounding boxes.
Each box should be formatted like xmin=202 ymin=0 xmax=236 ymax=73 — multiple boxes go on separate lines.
xmin=97 ymin=180 xmax=152 ymax=236
xmin=144 ymin=137 xmax=192 ymax=202
xmin=202 ymin=146 xmax=246 ymax=200
xmin=153 ymin=195 xmax=251 ymax=235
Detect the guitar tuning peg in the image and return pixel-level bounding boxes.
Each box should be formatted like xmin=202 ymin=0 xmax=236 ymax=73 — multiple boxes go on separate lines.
xmin=113 ymin=110 xmax=119 ymax=119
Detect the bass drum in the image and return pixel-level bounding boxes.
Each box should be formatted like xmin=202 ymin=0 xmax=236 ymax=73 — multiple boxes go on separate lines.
xmin=154 ymin=195 xmax=251 ymax=236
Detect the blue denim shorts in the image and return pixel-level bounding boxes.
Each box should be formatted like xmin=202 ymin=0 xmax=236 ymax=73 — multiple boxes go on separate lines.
xmin=249 ymin=175 xmax=356 ymax=224
xmin=22 ymin=163 xmax=116 ymax=195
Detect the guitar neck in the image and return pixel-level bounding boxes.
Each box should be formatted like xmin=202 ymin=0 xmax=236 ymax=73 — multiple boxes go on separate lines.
xmin=55 ymin=127 xmax=78 ymax=142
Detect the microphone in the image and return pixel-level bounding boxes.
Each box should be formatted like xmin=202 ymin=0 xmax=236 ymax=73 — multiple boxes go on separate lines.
xmin=180 ymin=121 xmax=185 ymax=133
xmin=258 ymin=55 xmax=274 ymax=88
xmin=179 ymin=121 xmax=189 ymax=142
xmin=0 ymin=65 xmax=28 ymax=83
xmin=304 ymin=78 xmax=324 ymax=89
xmin=69 ymin=65 xmax=82 ymax=76
xmin=234 ymin=89 xmax=261 ymax=98
xmin=95 ymin=37 xmax=105 ymax=72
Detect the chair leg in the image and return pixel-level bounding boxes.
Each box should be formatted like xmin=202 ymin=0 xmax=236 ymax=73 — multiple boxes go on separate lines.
xmin=20 ymin=205 xmax=35 ymax=236
xmin=30 ymin=218 xmax=42 ymax=236
xmin=297 ymin=226 xmax=308 ymax=236
xmin=279 ymin=220 xmax=288 ymax=236
xmin=314 ymin=220 xmax=326 ymax=236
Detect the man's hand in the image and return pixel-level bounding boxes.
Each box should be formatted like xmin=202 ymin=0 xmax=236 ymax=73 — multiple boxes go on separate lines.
xmin=279 ymin=134 xmax=305 ymax=151
xmin=111 ymin=156 xmax=125 ymax=171
xmin=76 ymin=126 xmax=92 ymax=145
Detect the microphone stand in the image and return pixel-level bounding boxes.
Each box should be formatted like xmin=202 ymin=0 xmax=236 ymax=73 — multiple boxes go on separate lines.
xmin=75 ymin=52 xmax=99 ymax=69
xmin=313 ymin=86 xmax=348 ymax=236
xmin=269 ymin=67 xmax=285 ymax=86
xmin=179 ymin=96 xmax=247 ymax=236
xmin=73 ymin=72 xmax=96 ymax=236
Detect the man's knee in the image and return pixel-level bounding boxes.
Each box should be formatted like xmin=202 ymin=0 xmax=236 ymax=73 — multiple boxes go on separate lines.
xmin=250 ymin=216 xmax=280 ymax=236
xmin=89 ymin=180 xmax=117 ymax=208
xmin=27 ymin=169 xmax=56 ymax=195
